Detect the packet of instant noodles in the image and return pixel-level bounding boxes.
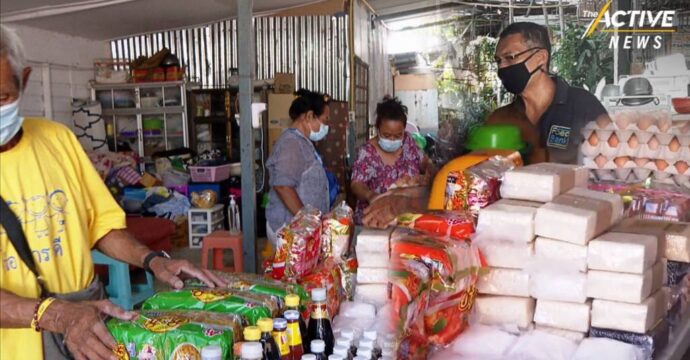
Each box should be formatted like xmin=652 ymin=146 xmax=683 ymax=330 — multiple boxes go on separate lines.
xmin=338 ymin=254 xmax=358 ymax=301
xmin=395 ymin=210 xmax=475 ymax=240
xmin=108 ymin=310 xmax=241 ymax=360
xmin=321 ymin=201 xmax=354 ymax=262
xmin=271 ymin=205 xmax=323 ymax=280
xmin=298 ymin=259 xmax=344 ymax=318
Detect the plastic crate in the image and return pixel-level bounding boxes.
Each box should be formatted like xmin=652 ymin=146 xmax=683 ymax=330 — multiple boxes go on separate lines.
xmin=189 ymin=164 xmax=232 ymax=182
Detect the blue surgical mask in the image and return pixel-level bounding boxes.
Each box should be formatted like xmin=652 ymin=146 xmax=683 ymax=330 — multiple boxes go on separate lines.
xmin=0 ymin=99 xmax=24 ymax=146
xmin=378 ymin=137 xmax=403 ymax=152
xmin=309 ymin=122 xmax=329 ymax=142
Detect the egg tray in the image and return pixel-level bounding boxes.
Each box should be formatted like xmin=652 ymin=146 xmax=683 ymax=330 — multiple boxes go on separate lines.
xmin=581 ymin=129 xmax=689 ymax=161
xmin=584 ymin=111 xmax=690 ymax=136
xmin=587 ymin=168 xmax=689 ymax=188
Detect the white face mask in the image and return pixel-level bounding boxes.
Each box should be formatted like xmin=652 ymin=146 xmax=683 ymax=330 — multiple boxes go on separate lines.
xmin=0 ymin=98 xmax=24 ymax=146
xmin=309 ymin=122 xmax=329 ymax=142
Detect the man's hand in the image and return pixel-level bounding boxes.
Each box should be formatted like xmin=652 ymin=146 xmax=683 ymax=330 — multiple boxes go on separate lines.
xmin=362 ymin=194 xmax=410 ymax=229
xmin=41 ymin=299 xmax=136 ymax=360
xmin=149 ymin=257 xmax=228 ymax=289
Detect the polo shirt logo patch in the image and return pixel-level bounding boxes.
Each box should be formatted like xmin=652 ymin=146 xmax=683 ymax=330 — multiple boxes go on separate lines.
xmin=547 ymin=125 xmax=571 ymax=149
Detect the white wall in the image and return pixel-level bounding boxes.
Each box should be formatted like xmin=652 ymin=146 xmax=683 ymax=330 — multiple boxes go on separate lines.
xmin=11 ymin=24 xmax=110 ymax=128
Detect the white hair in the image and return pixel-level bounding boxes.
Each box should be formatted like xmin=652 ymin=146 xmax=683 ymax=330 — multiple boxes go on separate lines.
xmin=0 ymin=24 xmax=27 ymax=90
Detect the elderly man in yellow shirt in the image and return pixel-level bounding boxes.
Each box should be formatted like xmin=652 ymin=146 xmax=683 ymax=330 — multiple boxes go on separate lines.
xmin=0 ymin=25 xmax=226 ymax=360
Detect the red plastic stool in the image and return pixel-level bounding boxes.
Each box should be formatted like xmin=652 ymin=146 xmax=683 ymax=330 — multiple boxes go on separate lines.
xmin=201 ymin=230 xmax=244 ymax=272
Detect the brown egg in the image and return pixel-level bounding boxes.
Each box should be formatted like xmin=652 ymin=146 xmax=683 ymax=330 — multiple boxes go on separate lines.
xmin=676 ymin=161 xmax=690 ymax=175
xmin=648 ymin=136 xmax=660 ymax=150
xmin=637 ymin=113 xmax=655 ymax=130
xmin=657 ymin=114 xmax=672 ymax=133
xmin=655 ymin=159 xmax=669 ymax=171
xmin=588 ymin=132 xmax=599 ymax=146
xmin=614 ymin=156 xmax=630 ymax=168
xmin=628 ymin=134 xmax=640 ymax=148
xmin=614 ymin=112 xmax=633 ymax=129
xmin=608 ymin=133 xmax=620 ymax=148
xmin=634 ymin=158 xmax=650 ymax=167
xmin=669 ymin=137 xmax=681 ymax=152
xmin=597 ymin=116 xmax=612 ymax=129
xmin=594 ymin=154 xmax=609 ymax=168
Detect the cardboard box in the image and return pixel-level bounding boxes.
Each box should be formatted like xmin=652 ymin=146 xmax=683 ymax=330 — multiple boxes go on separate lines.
xmin=268 ymin=93 xmax=294 ymax=154
xmin=274 ymin=73 xmax=296 ymax=94
xmin=268 ymin=128 xmax=286 ymax=155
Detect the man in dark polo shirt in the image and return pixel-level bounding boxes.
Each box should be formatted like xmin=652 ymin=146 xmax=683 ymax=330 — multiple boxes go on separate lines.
xmin=486 ymin=22 xmax=610 ymax=164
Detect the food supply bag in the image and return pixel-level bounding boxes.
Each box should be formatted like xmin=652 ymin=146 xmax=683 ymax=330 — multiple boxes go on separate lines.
xmin=271 ymin=205 xmax=322 ymax=280
xmin=297 ymin=259 xmax=344 ymax=318
xmin=395 ymin=210 xmax=475 ymax=240
xmin=321 ymin=201 xmax=354 ymax=262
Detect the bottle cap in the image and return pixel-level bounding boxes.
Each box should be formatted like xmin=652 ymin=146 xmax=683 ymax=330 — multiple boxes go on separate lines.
xmin=358 ymin=339 xmax=374 ymax=349
xmin=382 ymin=347 xmax=395 ymax=357
xmin=285 ymin=294 xmax=300 ymax=307
xmin=201 ymin=345 xmax=222 ymax=358
xmin=273 ymin=318 xmax=287 ymax=330
xmin=363 ymin=330 xmax=378 ymax=341
xmin=257 ymin=318 xmax=273 ymax=333
xmin=329 ymin=355 xmax=345 ymax=360
xmin=358 ymin=348 xmax=373 ymax=358
xmin=301 ymin=355 xmax=317 ymax=360
xmin=241 ymin=342 xmax=263 ymax=359
xmin=311 ymin=288 xmax=327 ymax=301
xmin=340 ymin=329 xmax=355 ymax=340
xmin=284 ymin=310 xmax=300 ymax=320
xmin=243 ymin=326 xmax=261 ymax=341
xmin=311 ymin=339 xmax=326 ymax=353
xmin=333 ymin=345 xmax=349 ymax=357
xmin=335 ymin=338 xmax=350 ymax=348
xmin=353 ymin=357 xmax=369 ymax=360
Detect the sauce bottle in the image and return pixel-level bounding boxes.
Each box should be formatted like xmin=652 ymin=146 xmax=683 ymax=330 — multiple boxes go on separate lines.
xmin=258 ymin=318 xmax=281 ymax=360
xmin=284 ymin=294 xmax=308 ymax=344
xmin=272 ymin=318 xmax=291 ymax=360
xmin=285 ymin=310 xmax=305 ymax=359
xmin=310 ymin=340 xmax=326 ymax=360
xmin=306 ymin=288 xmax=335 ymax=356
xmin=241 ymin=342 xmax=264 ymax=360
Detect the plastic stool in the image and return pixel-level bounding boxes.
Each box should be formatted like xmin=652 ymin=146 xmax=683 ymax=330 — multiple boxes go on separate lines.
xmin=201 ymin=230 xmax=243 ymax=272
xmin=91 ymin=250 xmax=155 ymax=310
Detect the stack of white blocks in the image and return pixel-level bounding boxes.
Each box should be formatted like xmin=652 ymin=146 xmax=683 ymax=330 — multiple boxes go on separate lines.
xmin=354 ymin=228 xmax=393 ymax=308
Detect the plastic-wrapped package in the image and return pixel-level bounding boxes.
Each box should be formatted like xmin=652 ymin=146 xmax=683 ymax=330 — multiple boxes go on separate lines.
xmin=474 ymin=295 xmax=535 ymax=329
xmin=357 ymin=267 xmax=388 ymax=284
xmin=666 ymin=223 xmax=690 ymax=262
xmin=589 ymin=319 xmax=670 ymax=359
xmin=611 ymin=218 xmax=667 ymax=256
xmin=533 ymin=300 xmax=591 ymax=333
xmin=337 ymin=301 xmax=377 ymax=320
xmin=395 ymin=210 xmax=475 ymax=240
xmin=534 ymin=325 xmax=586 ymax=342
xmin=534 ymin=237 xmax=587 ymax=272
xmin=586 ymin=262 xmax=664 ymax=303
xmin=534 ymin=189 xmax=623 ymax=245
xmin=587 ymin=232 xmax=659 ymax=274
xmin=571 ymin=338 xmax=646 ymax=360
xmin=332 ymin=316 xmax=375 ymax=337
xmin=476 ymin=199 xmax=541 ymax=243
xmin=450 ymin=324 xmax=518 ymax=358
xmin=473 ymin=235 xmax=534 ymax=269
xmin=271 ymin=205 xmax=322 ymax=280
xmin=591 ymin=290 xmax=667 ymax=333
xmin=338 ymin=255 xmax=358 ymax=301
xmin=141 ymin=288 xmax=278 ymax=325
xmin=506 ymin=330 xmax=578 ymax=360
xmin=357 ymin=251 xmax=388 ymax=268
xmin=354 ymin=284 xmax=389 ymax=307
xmin=321 ymin=201 xmax=354 ymax=262
xmin=526 ymin=260 xmax=587 ymax=303
xmin=108 ymin=310 xmax=242 ymax=360
xmin=356 ymin=227 xmax=393 ymax=253
xmin=500 ymin=163 xmax=589 ymax=203
xmin=299 ymin=259 xmax=344 ymax=317
xmin=477 ymin=268 xmax=530 ymax=297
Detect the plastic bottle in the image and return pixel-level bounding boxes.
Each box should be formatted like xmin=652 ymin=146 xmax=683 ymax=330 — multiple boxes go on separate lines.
xmin=272 ymin=318 xmax=291 ymax=360
xmin=310 ymin=340 xmax=327 ymax=360
xmin=362 ymin=331 xmax=380 ymax=359
xmin=357 ymin=339 xmax=373 ymax=354
xmin=285 ymin=310 xmax=305 ymax=359
xmin=284 ymin=293 xmax=307 ymax=345
xmin=339 ymin=330 xmax=356 ymax=358
xmin=332 ymin=345 xmax=350 ymax=360
xmin=306 ymin=288 xmax=335 ymax=355
xmin=245 ymin=326 xmax=262 ymax=342
xmin=355 ymin=348 xmax=372 ymax=360
xmin=301 ymin=355 xmax=316 ymax=360
xmin=258 ymin=318 xmax=281 ymax=360
xmin=201 ymin=345 xmax=223 ymax=360
xmin=328 ymin=355 xmax=345 ymax=360
xmin=228 ymin=194 xmax=240 ymax=233
xmin=242 ymin=342 xmax=264 ymax=360
xmin=334 ymin=339 xmax=352 ymax=360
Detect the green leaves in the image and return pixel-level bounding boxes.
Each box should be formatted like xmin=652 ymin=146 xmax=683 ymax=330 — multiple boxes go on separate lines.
xmin=552 ymin=25 xmax=613 ymax=92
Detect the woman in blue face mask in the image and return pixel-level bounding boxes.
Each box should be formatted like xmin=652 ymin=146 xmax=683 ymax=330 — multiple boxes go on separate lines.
xmin=350 ymin=97 xmax=433 ymax=225
xmin=265 ymin=89 xmax=331 ymax=246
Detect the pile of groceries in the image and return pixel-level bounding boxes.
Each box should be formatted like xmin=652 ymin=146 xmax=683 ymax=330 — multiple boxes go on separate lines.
xmin=105 ymin=151 xmax=689 ymax=359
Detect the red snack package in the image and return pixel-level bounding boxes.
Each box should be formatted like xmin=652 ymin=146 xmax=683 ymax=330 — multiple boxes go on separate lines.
xmin=395 ymin=210 xmax=475 ymax=240
xmin=298 ymin=259 xmax=344 ymax=318
xmin=271 ymin=205 xmax=322 ymax=281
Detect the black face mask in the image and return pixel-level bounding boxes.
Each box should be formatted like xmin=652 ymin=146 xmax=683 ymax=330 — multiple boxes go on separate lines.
xmin=497 ymin=48 xmax=544 ymax=95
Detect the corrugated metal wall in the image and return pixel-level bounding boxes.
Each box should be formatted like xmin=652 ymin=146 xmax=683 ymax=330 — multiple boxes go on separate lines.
xmin=110 ymin=16 xmax=350 ymax=101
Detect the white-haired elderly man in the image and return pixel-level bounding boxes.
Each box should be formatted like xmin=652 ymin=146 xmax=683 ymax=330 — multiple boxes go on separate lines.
xmin=0 ymin=25 xmax=226 ymax=360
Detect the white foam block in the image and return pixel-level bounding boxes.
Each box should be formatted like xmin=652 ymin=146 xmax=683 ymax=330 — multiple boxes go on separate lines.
xmin=591 ymin=290 xmax=667 ymax=333
xmin=356 ymin=267 xmax=388 ymax=284
xmin=476 ymin=199 xmax=541 ymax=243
xmin=572 ymin=338 xmax=645 ymax=360
xmin=474 ymin=295 xmax=535 ymax=329
xmin=587 ymin=262 xmax=665 ymax=303
xmin=478 ymin=268 xmax=530 ymax=297
xmin=355 ymin=228 xmax=392 ymax=253
xmin=588 ymin=232 xmax=658 ymax=274
xmin=354 ymin=284 xmax=389 ymax=306
xmin=535 ymin=237 xmax=588 ymax=272
xmin=529 ymin=271 xmax=588 ymax=303
xmin=534 ymin=325 xmax=586 ymax=342
xmin=474 ymin=236 xmax=534 ymax=269
xmin=612 ymin=218 xmax=668 ymax=257
xmin=450 ymin=324 xmax=518 ymax=358
xmin=666 ymin=224 xmax=690 ymax=263
xmin=500 ymin=163 xmax=589 ymax=203
xmin=506 ymin=330 xmax=578 ymax=360
xmin=356 ymin=251 xmax=388 ymax=268
xmin=534 ymin=300 xmax=591 ymax=333
xmin=535 ymin=189 xmax=623 ymax=245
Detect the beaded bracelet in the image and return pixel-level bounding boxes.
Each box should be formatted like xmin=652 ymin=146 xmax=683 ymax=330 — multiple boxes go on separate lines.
xmin=30 ymin=297 xmax=56 ymax=332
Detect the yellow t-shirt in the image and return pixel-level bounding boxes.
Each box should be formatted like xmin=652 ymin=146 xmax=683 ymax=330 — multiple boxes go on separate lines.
xmin=0 ymin=118 xmax=126 ymax=359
